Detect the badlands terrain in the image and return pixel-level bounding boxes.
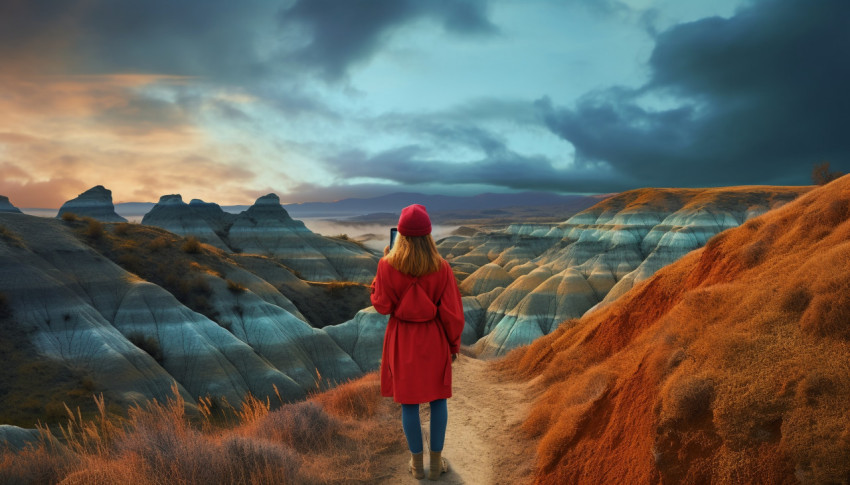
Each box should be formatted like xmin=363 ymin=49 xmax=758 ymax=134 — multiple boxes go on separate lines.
xmin=3 ymin=178 xmax=850 ymax=484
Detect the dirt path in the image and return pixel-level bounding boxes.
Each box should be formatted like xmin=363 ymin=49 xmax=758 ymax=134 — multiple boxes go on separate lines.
xmin=375 ymin=354 xmax=536 ymax=485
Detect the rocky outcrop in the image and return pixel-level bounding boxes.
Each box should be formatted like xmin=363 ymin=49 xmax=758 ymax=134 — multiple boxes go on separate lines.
xmin=56 ymin=185 xmax=127 ymax=222
xmin=226 ymin=194 xmax=378 ymax=283
xmin=438 ymin=186 xmax=811 ymax=357
xmin=0 ymin=196 xmax=22 ymax=214
xmin=0 ymin=425 xmax=39 ymax=451
xmin=142 ymin=193 xmax=379 ymax=283
xmin=141 ymin=195 xmax=234 ymax=250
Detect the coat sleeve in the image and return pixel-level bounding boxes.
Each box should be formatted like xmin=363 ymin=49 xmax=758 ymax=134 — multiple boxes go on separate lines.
xmin=437 ymin=261 xmax=465 ymax=354
xmin=370 ymin=259 xmax=394 ymax=315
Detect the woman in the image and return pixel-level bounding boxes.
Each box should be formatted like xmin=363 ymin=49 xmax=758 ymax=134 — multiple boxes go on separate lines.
xmin=370 ymin=204 xmax=465 ymax=481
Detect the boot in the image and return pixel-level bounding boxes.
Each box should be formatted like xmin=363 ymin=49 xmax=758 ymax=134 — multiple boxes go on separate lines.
xmin=409 ymin=452 xmax=425 ymax=479
xmin=428 ymin=450 xmax=448 ymax=480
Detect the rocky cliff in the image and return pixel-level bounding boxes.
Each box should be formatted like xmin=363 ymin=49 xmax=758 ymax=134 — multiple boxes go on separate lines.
xmin=56 ymin=185 xmax=127 ymax=222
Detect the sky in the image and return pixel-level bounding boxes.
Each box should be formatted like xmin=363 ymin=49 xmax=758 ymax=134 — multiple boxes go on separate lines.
xmin=0 ymin=0 xmax=848 ymax=207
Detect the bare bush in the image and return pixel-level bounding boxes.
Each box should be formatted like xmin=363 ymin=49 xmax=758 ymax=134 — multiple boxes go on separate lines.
xmin=181 ymin=236 xmax=202 ymax=254
xmin=254 ymin=401 xmax=340 ymax=453
xmin=112 ymin=223 xmax=131 ymax=236
xmin=127 ymin=333 xmax=164 ymax=364
xmin=0 ymin=225 xmax=26 ymax=249
xmin=85 ymin=219 xmax=104 ymax=240
xmin=812 ymin=161 xmax=844 ymax=186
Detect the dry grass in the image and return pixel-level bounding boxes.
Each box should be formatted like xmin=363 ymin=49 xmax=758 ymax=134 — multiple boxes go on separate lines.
xmin=84 ymin=218 xmax=105 ymax=240
xmin=0 ymin=304 xmax=104 ymax=428
xmin=0 ymin=225 xmax=26 ymax=249
xmin=0 ymin=373 xmax=404 ymax=484
xmin=181 ymin=236 xmax=202 ymax=254
xmin=493 ymin=177 xmax=850 ymax=484
xmin=60 ymin=212 xmax=77 ymax=222
xmin=112 ymin=223 xmax=132 ymax=237
xmin=66 ymin=223 xmax=221 ymax=321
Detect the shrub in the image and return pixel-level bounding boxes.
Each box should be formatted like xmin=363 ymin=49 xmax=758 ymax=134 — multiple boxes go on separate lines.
xmin=660 ymin=374 xmax=715 ymax=426
xmin=128 ymin=333 xmax=164 ymax=364
xmin=148 ymin=236 xmax=171 ymax=251
xmin=85 ymin=219 xmax=105 ymax=240
xmin=60 ymin=212 xmax=78 ymax=221
xmin=812 ymin=161 xmax=844 ymax=186
xmin=181 ymin=236 xmax=201 ymax=254
xmin=255 ymin=401 xmax=339 ymax=453
xmin=112 ymin=223 xmax=131 ymax=236
xmin=0 ymin=439 xmax=74 ymax=484
xmin=314 ymin=374 xmax=381 ymax=419
xmin=220 ymin=436 xmax=301 ymax=484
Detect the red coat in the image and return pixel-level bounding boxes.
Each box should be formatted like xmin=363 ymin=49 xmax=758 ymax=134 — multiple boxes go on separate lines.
xmin=370 ymin=258 xmax=465 ymax=404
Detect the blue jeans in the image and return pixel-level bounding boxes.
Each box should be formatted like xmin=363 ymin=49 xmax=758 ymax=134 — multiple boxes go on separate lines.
xmin=401 ymin=399 xmax=447 ymax=453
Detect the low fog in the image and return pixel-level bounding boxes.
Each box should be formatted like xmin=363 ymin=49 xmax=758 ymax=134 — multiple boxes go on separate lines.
xmin=300 ymin=218 xmax=460 ymax=251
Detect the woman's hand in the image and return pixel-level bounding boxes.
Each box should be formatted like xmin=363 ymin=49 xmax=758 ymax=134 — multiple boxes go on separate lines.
xmin=451 ymin=353 xmax=458 ymax=363
xmin=383 ymin=245 xmax=390 ymax=256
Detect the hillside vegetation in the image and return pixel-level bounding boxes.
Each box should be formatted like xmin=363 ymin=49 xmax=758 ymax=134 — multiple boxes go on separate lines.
xmin=0 ymin=374 xmax=403 ymax=484
xmin=495 ymin=176 xmax=850 ymax=483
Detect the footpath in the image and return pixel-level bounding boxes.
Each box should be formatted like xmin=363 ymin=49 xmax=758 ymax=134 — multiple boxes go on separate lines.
xmin=376 ymin=354 xmax=535 ymax=484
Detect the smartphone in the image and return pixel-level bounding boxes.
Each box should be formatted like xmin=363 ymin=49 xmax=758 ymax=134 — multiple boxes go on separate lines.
xmin=390 ymin=227 xmax=398 ymax=250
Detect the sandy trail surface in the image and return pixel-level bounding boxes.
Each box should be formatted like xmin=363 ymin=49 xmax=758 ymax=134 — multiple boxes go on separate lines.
xmin=375 ymin=354 xmax=536 ymax=485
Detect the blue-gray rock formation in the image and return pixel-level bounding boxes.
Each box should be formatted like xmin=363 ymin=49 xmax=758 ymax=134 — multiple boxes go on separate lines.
xmin=227 ymin=194 xmax=378 ymax=283
xmin=56 ymin=185 xmax=127 ymax=222
xmin=442 ymin=186 xmax=810 ymax=357
xmin=0 ymin=196 xmax=22 ymax=214
xmin=141 ymin=195 xmax=234 ymax=250
xmin=324 ymin=186 xmax=811 ymax=364
xmin=0 ymin=212 xmax=367 ymax=411
xmin=143 ymin=193 xmax=379 ymax=283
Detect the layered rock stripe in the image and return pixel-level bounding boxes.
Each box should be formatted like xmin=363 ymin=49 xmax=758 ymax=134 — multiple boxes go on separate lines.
xmin=56 ymin=185 xmax=127 ymax=222
xmin=143 ymin=193 xmax=378 ymax=283
xmin=0 ymin=213 xmax=368 ymax=411
xmin=494 ymin=176 xmax=850 ymax=484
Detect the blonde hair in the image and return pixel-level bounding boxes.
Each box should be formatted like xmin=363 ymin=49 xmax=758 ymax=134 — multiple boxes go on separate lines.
xmin=386 ymin=233 xmax=443 ymax=277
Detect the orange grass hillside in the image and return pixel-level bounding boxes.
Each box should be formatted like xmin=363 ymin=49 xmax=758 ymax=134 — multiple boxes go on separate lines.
xmin=494 ymin=177 xmax=850 ymax=484
xmin=0 ymin=373 xmax=405 ymax=484
xmin=586 ymin=185 xmax=807 ymax=216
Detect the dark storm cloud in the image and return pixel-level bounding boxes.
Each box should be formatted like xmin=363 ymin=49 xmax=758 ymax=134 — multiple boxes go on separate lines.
xmin=541 ymin=0 xmax=850 ymax=187
xmin=282 ymin=0 xmax=498 ymax=81
xmin=322 ymin=140 xmax=635 ymax=193
xmin=0 ymin=0 xmax=497 ymax=126
xmin=1 ymin=0 xmax=495 ymax=82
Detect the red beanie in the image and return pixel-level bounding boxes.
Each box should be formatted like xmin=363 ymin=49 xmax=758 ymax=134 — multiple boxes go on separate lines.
xmin=398 ymin=204 xmax=431 ymax=236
